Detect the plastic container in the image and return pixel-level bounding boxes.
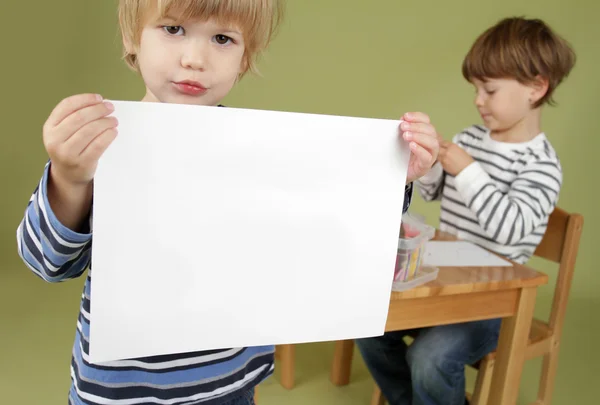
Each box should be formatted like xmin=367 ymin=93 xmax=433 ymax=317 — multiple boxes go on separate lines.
xmin=391 ymin=213 xmax=438 ymax=292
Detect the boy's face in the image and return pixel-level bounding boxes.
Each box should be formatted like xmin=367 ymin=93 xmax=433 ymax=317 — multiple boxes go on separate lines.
xmin=471 ymin=78 xmax=540 ymax=133
xmin=132 ymin=14 xmax=246 ymax=106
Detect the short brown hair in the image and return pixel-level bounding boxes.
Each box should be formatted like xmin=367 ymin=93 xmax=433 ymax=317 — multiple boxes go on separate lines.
xmin=462 ymin=17 xmax=576 ymax=107
xmin=119 ymin=0 xmax=284 ymax=76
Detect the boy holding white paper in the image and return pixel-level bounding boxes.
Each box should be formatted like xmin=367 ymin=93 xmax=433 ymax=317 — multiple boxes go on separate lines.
xmin=16 ymin=0 xmax=439 ymax=404
xmin=356 ymin=17 xmax=575 ymax=405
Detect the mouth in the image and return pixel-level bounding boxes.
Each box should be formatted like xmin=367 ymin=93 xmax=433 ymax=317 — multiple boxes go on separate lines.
xmin=173 ymin=80 xmax=208 ymax=96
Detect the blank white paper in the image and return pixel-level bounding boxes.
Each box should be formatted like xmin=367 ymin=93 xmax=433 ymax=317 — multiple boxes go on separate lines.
xmin=89 ymin=101 xmax=410 ymax=364
xmin=422 ymin=241 xmax=513 ymax=267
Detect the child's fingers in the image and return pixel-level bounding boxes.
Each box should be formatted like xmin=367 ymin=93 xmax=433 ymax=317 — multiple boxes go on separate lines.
xmin=404 ymin=131 xmax=438 ymax=152
xmin=401 ymin=121 xmax=436 ymax=136
xmin=65 ymin=117 xmax=119 ymax=156
xmin=55 ymin=102 xmax=116 ymax=144
xmin=46 ymin=94 xmax=105 ymax=128
xmin=439 ymin=139 xmax=451 ymax=149
xmin=80 ymin=127 xmax=119 ymax=163
xmin=410 ymin=142 xmax=434 ymax=166
xmin=437 ymin=144 xmax=447 ymax=159
xmin=402 ymin=112 xmax=431 ymax=124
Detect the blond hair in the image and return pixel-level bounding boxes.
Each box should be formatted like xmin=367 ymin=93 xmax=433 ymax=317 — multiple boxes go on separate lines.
xmin=118 ymin=0 xmax=284 ymax=75
xmin=462 ymin=17 xmax=576 ymax=107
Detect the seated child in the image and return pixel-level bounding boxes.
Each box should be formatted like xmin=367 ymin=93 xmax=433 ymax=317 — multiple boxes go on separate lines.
xmin=356 ymin=16 xmax=575 ymax=405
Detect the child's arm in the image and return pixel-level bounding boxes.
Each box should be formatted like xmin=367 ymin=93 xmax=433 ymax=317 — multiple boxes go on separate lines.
xmin=400 ymin=112 xmax=440 ymax=183
xmin=414 ymin=130 xmax=447 ymax=202
xmin=16 ymin=94 xmax=118 ymax=282
xmin=452 ymin=155 xmax=562 ymax=245
xmin=416 ymin=161 xmax=444 ymax=201
xmin=16 ymin=162 xmax=93 ymax=282
xmin=43 ymin=94 xmax=117 ymax=229
xmin=398 ymin=111 xmax=441 ymax=201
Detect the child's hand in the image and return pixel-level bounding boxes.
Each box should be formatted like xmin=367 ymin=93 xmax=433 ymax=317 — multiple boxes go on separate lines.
xmin=400 ymin=112 xmax=440 ymax=183
xmin=438 ymin=140 xmax=474 ymax=176
xmin=43 ymin=94 xmax=118 ymax=187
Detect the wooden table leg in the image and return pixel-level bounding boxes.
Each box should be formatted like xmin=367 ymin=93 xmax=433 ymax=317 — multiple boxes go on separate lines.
xmin=330 ymin=339 xmax=355 ymax=386
xmin=488 ymin=287 xmax=537 ymax=405
xmin=278 ymin=344 xmax=295 ymax=389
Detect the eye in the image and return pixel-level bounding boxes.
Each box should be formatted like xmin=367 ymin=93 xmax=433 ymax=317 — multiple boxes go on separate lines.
xmin=213 ymin=34 xmax=233 ymax=45
xmin=163 ymin=26 xmax=184 ymax=35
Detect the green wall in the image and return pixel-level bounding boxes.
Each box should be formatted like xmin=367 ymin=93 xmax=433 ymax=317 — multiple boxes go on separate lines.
xmin=1 ymin=0 xmax=597 ymax=403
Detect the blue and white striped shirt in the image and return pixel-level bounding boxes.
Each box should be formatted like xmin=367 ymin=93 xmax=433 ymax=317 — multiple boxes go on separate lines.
xmin=16 ymin=161 xmax=413 ymax=405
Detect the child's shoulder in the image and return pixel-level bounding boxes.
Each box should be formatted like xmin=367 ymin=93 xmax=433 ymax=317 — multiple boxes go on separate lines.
xmin=513 ymin=135 xmax=563 ymax=184
xmin=517 ymin=133 xmax=561 ymax=166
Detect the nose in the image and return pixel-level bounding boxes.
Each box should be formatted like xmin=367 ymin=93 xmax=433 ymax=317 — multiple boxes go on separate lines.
xmin=474 ymin=92 xmax=485 ymax=107
xmin=181 ymin=40 xmax=208 ymax=70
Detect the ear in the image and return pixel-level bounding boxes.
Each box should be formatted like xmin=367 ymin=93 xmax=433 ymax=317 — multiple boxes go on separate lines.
xmin=529 ymin=76 xmax=549 ymax=105
xmin=122 ymin=32 xmax=135 ymax=55
xmin=239 ymin=53 xmax=250 ymax=75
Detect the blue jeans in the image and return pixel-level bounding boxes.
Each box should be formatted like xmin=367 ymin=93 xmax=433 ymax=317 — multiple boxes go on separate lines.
xmin=355 ymin=319 xmax=502 ymax=405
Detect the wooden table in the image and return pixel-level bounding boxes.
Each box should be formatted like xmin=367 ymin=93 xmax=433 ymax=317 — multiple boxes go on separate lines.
xmin=329 ymin=232 xmax=548 ymax=405
xmin=278 ymin=232 xmax=548 ymax=405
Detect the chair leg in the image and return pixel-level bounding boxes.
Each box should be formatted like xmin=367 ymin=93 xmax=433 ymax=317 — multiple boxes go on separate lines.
xmin=330 ymin=340 xmax=355 ymax=386
xmin=471 ymin=356 xmax=494 ymax=405
xmin=278 ymin=344 xmax=295 ymax=389
xmin=536 ymin=342 xmax=561 ymax=405
xmin=370 ymin=384 xmax=385 ymax=405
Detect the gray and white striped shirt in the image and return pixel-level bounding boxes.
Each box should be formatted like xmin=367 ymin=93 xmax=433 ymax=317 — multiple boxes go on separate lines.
xmin=417 ymin=125 xmax=562 ymax=264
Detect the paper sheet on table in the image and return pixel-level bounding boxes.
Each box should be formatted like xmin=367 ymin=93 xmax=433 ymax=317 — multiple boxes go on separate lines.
xmin=421 ymin=241 xmax=513 ymax=267
xmin=89 ymin=100 xmax=410 ymax=364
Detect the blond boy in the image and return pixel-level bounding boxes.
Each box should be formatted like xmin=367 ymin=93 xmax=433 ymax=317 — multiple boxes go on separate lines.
xmin=17 ymin=1 xmax=439 ymax=404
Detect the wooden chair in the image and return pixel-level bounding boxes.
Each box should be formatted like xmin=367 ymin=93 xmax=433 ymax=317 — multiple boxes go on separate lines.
xmin=370 ymin=207 xmax=584 ymax=405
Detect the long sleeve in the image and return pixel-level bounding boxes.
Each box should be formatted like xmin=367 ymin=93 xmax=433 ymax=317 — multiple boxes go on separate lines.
xmin=16 ymin=162 xmax=92 ymax=283
xmin=416 ymin=162 xmax=444 ymax=201
xmin=453 ymin=157 xmax=562 ymax=246
xmin=403 ymin=182 xmax=413 ymax=213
